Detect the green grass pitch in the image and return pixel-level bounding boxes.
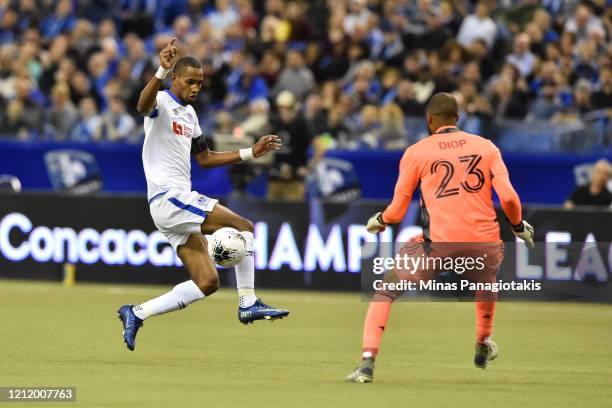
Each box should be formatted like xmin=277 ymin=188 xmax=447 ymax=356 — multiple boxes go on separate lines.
xmin=1 ymin=279 xmax=611 ymax=408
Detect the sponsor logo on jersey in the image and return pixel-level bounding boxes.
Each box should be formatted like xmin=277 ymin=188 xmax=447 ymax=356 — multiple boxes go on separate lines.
xmin=172 ymin=121 xmax=193 ymax=137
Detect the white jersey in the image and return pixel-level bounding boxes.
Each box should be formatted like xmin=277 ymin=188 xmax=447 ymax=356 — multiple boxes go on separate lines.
xmin=142 ymin=90 xmax=202 ymax=201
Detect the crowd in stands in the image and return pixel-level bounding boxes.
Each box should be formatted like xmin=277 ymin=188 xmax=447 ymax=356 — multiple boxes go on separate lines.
xmin=0 ymin=0 xmax=610 ymax=152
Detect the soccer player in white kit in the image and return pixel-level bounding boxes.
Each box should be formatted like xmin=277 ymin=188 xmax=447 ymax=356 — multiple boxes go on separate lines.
xmin=118 ymin=38 xmax=289 ymax=351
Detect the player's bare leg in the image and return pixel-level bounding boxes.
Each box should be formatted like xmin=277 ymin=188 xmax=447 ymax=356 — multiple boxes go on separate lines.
xmin=118 ymin=234 xmax=218 ymax=350
xmin=201 ymin=204 xmax=289 ymax=324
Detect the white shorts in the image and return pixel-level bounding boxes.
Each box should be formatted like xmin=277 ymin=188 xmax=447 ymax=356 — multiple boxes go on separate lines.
xmin=149 ymin=189 xmax=218 ymax=252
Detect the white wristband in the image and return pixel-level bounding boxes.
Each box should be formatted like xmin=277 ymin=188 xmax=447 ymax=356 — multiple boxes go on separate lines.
xmin=155 ymin=66 xmax=171 ymax=80
xmin=239 ymin=148 xmax=254 ymax=161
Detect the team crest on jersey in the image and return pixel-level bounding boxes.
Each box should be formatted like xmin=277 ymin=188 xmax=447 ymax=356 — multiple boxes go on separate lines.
xmin=184 ymin=112 xmax=193 ymax=121
xmin=196 ymin=195 xmax=210 ymax=207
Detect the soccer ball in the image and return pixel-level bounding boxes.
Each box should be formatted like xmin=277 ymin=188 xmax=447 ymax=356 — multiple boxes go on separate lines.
xmin=207 ymin=227 xmax=247 ymax=267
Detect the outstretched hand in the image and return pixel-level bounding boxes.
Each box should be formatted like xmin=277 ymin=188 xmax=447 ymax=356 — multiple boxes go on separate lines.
xmin=159 ymin=38 xmax=178 ymax=69
xmin=252 ymin=135 xmax=282 ymax=158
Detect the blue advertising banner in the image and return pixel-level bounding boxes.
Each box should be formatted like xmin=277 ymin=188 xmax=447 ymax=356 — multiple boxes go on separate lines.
xmin=0 ymin=193 xmax=611 ymax=301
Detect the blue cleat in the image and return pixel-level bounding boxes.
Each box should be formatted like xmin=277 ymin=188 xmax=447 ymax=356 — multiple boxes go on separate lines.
xmin=117 ymin=305 xmax=143 ymax=351
xmin=238 ymin=299 xmax=289 ymax=325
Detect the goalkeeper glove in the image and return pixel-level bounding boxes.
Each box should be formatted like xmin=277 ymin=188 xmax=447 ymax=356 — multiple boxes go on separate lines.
xmin=511 ymin=220 xmax=535 ymax=249
xmin=367 ymin=212 xmax=387 ymax=233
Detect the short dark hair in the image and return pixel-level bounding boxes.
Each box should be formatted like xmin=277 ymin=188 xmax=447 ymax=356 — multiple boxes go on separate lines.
xmin=426 ymin=92 xmax=458 ymax=120
xmin=173 ymin=56 xmax=202 ymax=75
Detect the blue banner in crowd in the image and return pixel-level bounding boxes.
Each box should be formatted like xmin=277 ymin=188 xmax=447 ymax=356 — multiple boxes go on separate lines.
xmin=0 ymin=140 xmax=611 ymax=204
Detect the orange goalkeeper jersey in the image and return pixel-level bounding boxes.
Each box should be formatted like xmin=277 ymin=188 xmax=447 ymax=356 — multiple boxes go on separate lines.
xmin=381 ymin=126 xmax=522 ymax=242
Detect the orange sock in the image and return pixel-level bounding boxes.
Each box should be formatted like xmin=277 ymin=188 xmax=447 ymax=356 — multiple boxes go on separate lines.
xmin=361 ymin=299 xmax=393 ymax=359
xmin=475 ymin=290 xmax=497 ymax=344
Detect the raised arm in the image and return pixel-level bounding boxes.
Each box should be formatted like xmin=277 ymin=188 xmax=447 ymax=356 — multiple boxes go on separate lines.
xmin=192 ymin=134 xmax=282 ymax=169
xmin=136 ymin=38 xmax=178 ymax=115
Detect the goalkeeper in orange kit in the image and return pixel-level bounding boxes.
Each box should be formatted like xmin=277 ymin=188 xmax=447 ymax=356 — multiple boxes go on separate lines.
xmin=346 ymin=93 xmax=535 ymax=383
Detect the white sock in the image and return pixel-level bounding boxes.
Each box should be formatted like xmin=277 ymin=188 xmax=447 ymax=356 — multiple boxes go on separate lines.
xmin=132 ymin=280 xmax=205 ymax=320
xmin=236 ymin=231 xmax=257 ymax=308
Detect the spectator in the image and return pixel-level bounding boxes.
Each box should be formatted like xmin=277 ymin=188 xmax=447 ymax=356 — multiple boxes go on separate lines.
xmin=12 ymin=76 xmax=44 ymax=135
xmin=571 ymin=79 xmax=594 ymax=115
xmin=343 ymin=0 xmax=371 ymax=36
xmin=591 ymin=68 xmax=612 ymax=111
xmin=18 ymin=32 xmax=42 ymax=82
xmin=17 ymin=0 xmax=42 ymax=33
xmin=259 ymin=51 xmax=282 ymax=88
xmin=207 ymin=0 xmax=240 ymax=32
xmin=0 ymin=8 xmax=19 ymax=44
xmin=572 ymin=39 xmax=599 ymax=83
xmin=268 ymin=91 xmax=313 ymax=200
xmin=323 ymin=105 xmax=350 ymax=143
xmin=39 ymin=35 xmax=70 ymax=94
xmin=69 ymin=70 xmax=94 ymax=106
xmin=380 ymin=68 xmax=401 ymax=103
xmin=124 ymin=33 xmax=152 ymax=82
xmin=532 ymin=8 xmax=559 ymax=45
xmin=273 ymin=48 xmax=315 ymax=101
xmin=506 ymin=32 xmax=536 ymax=78
xmin=71 ymin=19 xmax=96 ymax=68
xmin=564 ymin=159 xmax=612 ymax=208
xmin=40 ymin=0 xmax=76 ymax=40
xmin=225 ymin=55 xmax=269 ymax=111
xmin=282 ymin=1 xmax=312 ymax=42
xmin=237 ymin=0 xmax=259 ymax=34
xmin=403 ymin=0 xmax=445 ymax=50
xmin=1 ymin=99 xmax=30 ymax=139
xmin=393 ymin=78 xmax=425 ymax=116
xmin=47 ymin=82 xmax=78 ymax=140
xmin=346 ymin=61 xmax=381 ymax=100
xmin=379 ymin=103 xmax=406 ymax=149
xmin=376 ymin=22 xmax=404 ymax=67
xmin=87 ymin=52 xmax=114 ymax=109
xmin=456 ymin=79 xmax=492 ymax=133
xmin=169 ymin=15 xmax=192 ymax=41
xmin=119 ymin=0 xmax=156 ymax=38
xmin=240 ymin=98 xmax=270 ymax=137
xmin=564 ymin=3 xmax=605 ymax=43
xmin=70 ymin=97 xmax=102 ymax=142
xmin=530 ymin=60 xmax=558 ymax=95
xmin=490 ymin=77 xmax=529 ymax=119
xmin=99 ymin=97 xmax=137 ymax=142
xmin=456 ymin=1 xmax=497 ymax=49
xmin=320 ymin=80 xmax=341 ymax=112
xmin=347 ymin=104 xmax=380 ymax=149
xmin=529 ymin=80 xmax=562 ymax=120
xmin=466 ymin=39 xmax=496 ymax=80
xmin=115 ymin=60 xmax=140 ymax=116
xmin=304 ymin=93 xmax=327 ymax=137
